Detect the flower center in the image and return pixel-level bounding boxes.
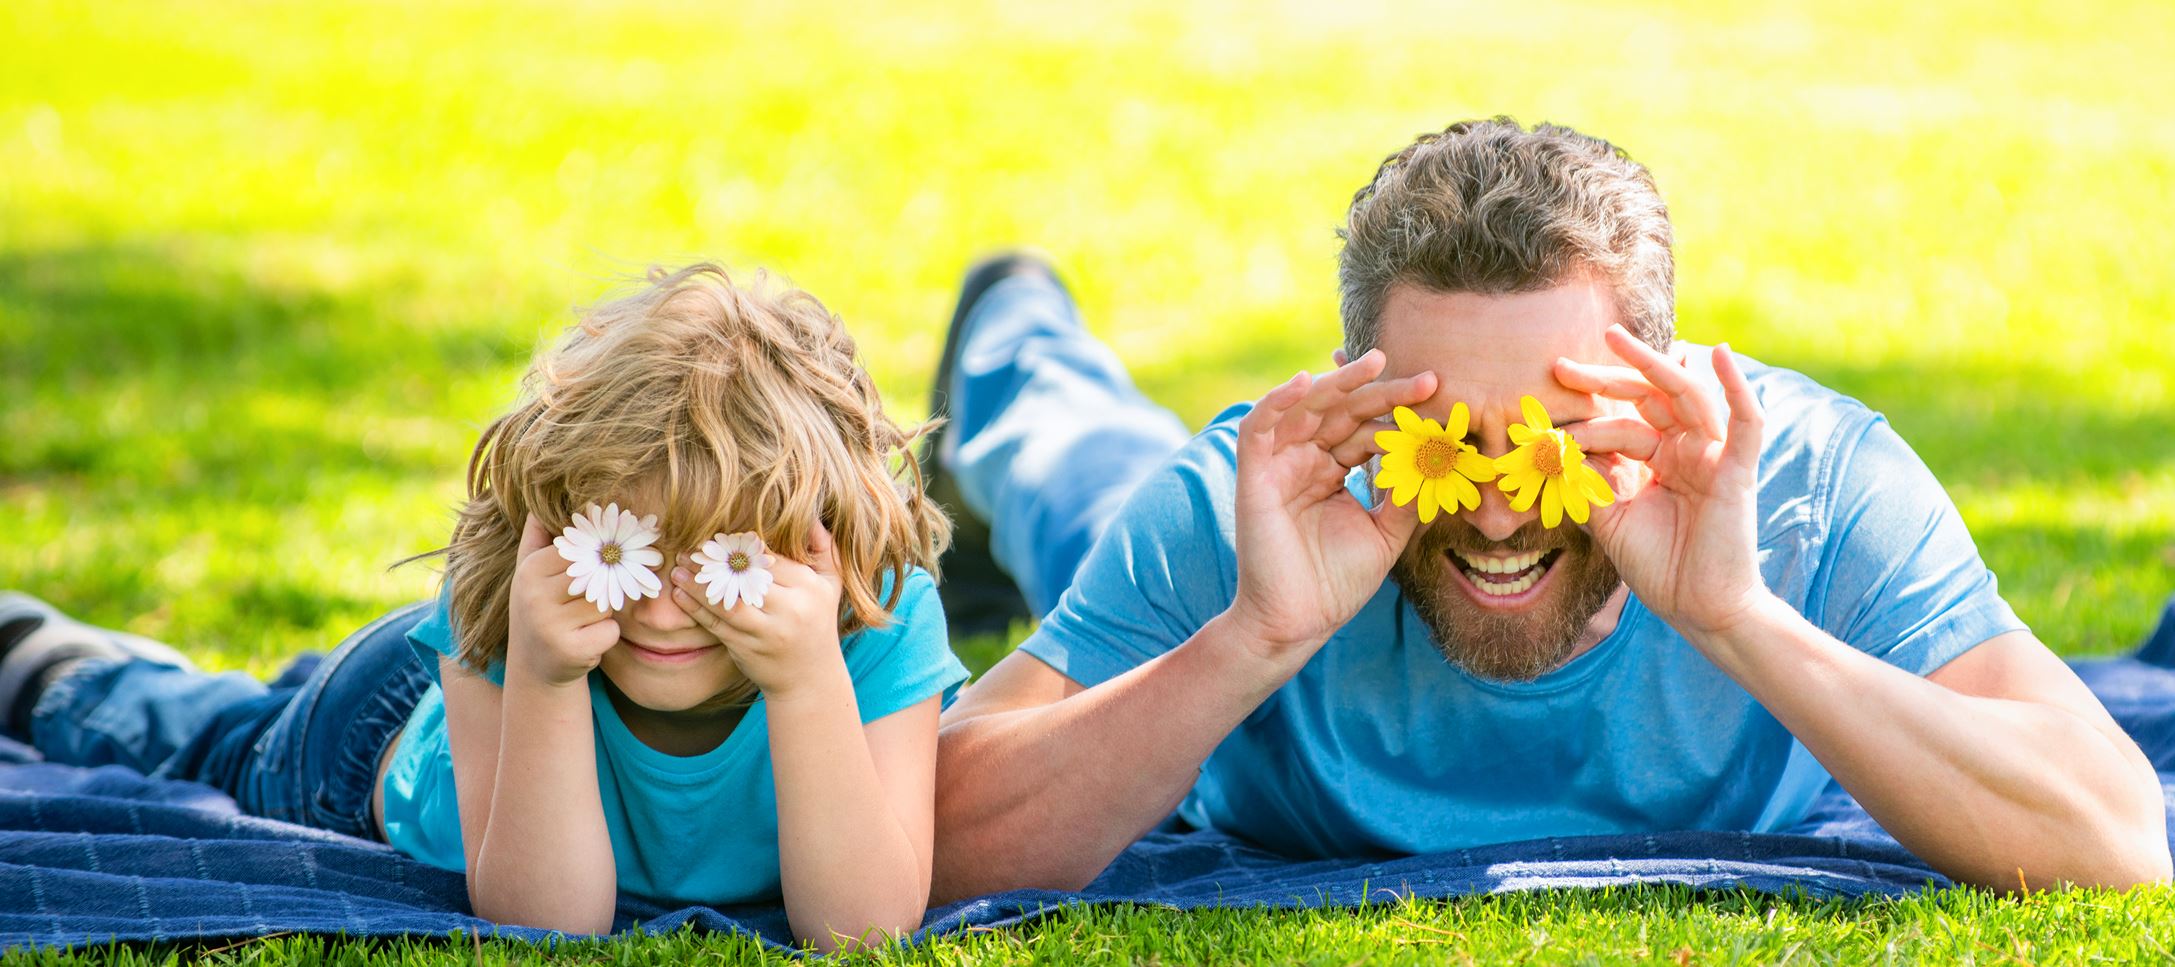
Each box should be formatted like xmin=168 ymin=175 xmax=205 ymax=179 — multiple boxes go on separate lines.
xmin=1415 ymin=438 xmax=1462 ymax=479
xmin=1533 ymin=434 xmax=1565 ymax=476
xmin=599 ymin=542 xmax=624 ymax=566
xmin=728 ymin=551 xmax=751 ymax=573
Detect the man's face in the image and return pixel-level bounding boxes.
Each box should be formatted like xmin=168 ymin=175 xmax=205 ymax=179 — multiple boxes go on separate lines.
xmin=1372 ymin=277 xmax=1634 ymax=681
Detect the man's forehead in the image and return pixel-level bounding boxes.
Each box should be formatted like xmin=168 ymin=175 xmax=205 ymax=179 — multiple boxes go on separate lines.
xmin=1373 ymin=279 xmax=1625 ymax=416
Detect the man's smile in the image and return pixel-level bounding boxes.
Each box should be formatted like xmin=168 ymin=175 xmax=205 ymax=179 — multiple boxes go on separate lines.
xmin=1447 ymin=547 xmax=1564 ymax=606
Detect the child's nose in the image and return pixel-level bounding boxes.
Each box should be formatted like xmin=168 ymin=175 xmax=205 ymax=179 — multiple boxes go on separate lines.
xmin=631 ymin=584 xmax=699 ymax=631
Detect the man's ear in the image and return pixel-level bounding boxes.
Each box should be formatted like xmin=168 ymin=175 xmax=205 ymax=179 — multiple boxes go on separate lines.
xmin=1331 ymin=348 xmax=1350 ymax=367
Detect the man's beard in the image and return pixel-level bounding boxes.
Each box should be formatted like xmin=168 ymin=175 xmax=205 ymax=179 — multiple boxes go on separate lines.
xmin=1389 ymin=516 xmax=1623 ymax=682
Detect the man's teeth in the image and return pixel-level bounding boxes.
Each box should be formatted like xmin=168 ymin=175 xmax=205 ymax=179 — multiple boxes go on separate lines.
xmin=1452 ymin=549 xmax=1552 ymax=597
xmin=1472 ymin=570 xmax=1541 ymax=596
xmin=1454 ymin=550 xmax=1544 ymax=574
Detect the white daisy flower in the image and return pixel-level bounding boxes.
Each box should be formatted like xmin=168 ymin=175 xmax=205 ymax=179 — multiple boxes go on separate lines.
xmin=691 ymin=531 xmax=776 ymax=610
xmin=553 ymin=502 xmax=664 ymax=612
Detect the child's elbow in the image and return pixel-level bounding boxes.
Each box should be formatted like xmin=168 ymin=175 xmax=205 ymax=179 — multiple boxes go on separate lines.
xmin=796 ymin=903 xmax=926 ymax=954
xmin=468 ymin=879 xmax=617 ymax=937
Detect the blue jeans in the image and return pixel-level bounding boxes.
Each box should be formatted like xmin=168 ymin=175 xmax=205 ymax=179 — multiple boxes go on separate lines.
xmin=28 ymin=603 xmax=434 ymax=839
xmin=942 ymin=274 xmax=1193 ymax=615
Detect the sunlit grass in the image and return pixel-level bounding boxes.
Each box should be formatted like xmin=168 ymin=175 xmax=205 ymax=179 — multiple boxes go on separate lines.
xmin=1 ymin=0 xmax=2170 ymax=960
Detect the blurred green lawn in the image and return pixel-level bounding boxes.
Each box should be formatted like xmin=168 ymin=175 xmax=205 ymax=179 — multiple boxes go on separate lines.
xmin=2 ymin=0 xmax=2172 ymax=962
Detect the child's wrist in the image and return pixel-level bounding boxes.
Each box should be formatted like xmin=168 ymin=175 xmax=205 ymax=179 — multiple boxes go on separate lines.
xmin=754 ymin=647 xmax=852 ymax=709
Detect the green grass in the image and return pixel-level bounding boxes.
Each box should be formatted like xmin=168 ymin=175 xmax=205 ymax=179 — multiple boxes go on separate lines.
xmin=3 ymin=0 xmax=2172 ymax=961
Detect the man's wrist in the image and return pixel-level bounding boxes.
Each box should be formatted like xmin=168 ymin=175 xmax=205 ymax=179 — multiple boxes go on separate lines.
xmin=1204 ymin=608 xmax=1327 ymax=685
xmin=1679 ymin=591 xmax=1808 ymax=673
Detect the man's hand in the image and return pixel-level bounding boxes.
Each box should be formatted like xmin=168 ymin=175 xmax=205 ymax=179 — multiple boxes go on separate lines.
xmin=670 ymin=524 xmax=847 ymax=701
xmin=1229 ymin=349 xmax=1437 ymax=660
xmin=507 ymin=514 xmax=624 ymax=688
xmin=1554 ymin=326 xmax=1772 ymax=642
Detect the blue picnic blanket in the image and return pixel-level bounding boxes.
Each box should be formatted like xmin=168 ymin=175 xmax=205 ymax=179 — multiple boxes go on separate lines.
xmin=6 ymin=597 xmax=2175 ymax=952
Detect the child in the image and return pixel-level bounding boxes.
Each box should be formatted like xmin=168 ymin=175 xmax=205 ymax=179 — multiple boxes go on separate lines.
xmin=0 ymin=264 xmax=966 ymax=950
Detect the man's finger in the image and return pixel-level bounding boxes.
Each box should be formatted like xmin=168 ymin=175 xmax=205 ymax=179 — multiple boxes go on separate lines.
xmin=1327 ymin=423 xmax=1388 ymax=469
xmin=1306 ymin=347 xmax=1387 ymax=403
xmin=1312 ymin=372 xmax=1438 ymax=447
xmin=1237 ymin=371 xmax=1313 ymax=461
xmin=1553 ymin=359 xmax=1661 ymax=403
xmin=1604 ymin=326 xmax=1725 ymax=435
xmin=1368 ymin=482 xmax=1423 ymax=552
xmin=1567 ymin=416 xmax=1662 ymax=463
xmin=1553 ymin=359 xmax=1681 ymax=431
xmin=1714 ymin=344 xmax=1764 ymax=472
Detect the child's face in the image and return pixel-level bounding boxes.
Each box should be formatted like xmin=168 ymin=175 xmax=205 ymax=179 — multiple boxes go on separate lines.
xmin=595 ymin=557 xmax=750 ymax=713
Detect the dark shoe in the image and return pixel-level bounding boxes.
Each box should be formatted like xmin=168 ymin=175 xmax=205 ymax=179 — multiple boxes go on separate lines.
xmin=2141 ymin=592 xmax=2175 ymax=668
xmin=0 ymin=593 xmax=195 ymax=737
xmin=921 ymin=253 xmax=1066 ymax=637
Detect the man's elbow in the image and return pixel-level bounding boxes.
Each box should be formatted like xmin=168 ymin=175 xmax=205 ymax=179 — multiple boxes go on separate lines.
xmin=2007 ymin=795 xmax=2172 ymax=892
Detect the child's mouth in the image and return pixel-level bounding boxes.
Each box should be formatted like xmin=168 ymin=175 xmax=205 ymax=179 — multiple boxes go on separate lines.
xmin=623 ymin=640 xmax=719 ymax=664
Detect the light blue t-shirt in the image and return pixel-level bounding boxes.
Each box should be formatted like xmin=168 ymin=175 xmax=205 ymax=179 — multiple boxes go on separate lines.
xmin=1019 ymin=358 xmax=2026 ymax=860
xmin=378 ymin=567 xmax=967 ymax=906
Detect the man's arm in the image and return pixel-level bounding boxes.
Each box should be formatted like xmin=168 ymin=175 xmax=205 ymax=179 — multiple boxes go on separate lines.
xmin=1703 ymin=610 xmax=2167 ymax=889
xmin=932 ymin=351 xmax=1438 ymax=903
xmin=1560 ymin=329 xmax=2169 ymax=890
xmin=934 ymin=613 xmax=1304 ymax=901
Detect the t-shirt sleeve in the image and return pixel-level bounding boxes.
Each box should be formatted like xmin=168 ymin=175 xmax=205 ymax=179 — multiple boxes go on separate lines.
xmin=404 ymin=584 xmax=506 ymax=686
xmin=844 ymin=567 xmax=971 ymax=722
xmin=1017 ymin=421 xmax=1242 ymax=689
xmin=1807 ymin=416 xmax=2027 ymax=675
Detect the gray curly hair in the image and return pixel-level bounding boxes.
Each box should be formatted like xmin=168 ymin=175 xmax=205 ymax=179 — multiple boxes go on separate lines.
xmin=1337 ymin=117 xmax=1676 ymax=355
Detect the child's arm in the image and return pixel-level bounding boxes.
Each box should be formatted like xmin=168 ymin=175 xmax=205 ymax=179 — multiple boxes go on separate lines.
xmin=444 ymin=516 xmax=622 ymax=934
xmin=670 ymin=528 xmax=936 ymax=952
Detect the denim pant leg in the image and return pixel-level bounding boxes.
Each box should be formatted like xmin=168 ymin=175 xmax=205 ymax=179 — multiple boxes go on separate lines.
xmin=944 ymin=274 xmax=1194 ymax=616
xmin=31 ymin=603 xmax=436 ymax=837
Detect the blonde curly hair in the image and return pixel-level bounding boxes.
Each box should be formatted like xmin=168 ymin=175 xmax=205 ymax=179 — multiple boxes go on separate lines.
xmin=427 ymin=264 xmax=949 ymax=701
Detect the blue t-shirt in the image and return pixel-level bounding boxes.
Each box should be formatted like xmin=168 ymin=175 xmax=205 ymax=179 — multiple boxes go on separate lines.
xmin=378 ymin=567 xmax=967 ymax=906
xmin=1019 ymin=358 xmax=2026 ymax=859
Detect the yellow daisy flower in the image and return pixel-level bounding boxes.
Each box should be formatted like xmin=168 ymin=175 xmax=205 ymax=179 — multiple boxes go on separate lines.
xmin=1374 ymin=403 xmax=1498 ymax=523
xmin=1496 ymin=395 xmax=1615 ymax=528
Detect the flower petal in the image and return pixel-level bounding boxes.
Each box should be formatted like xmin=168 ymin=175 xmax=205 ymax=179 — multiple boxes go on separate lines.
xmin=1563 ymin=480 xmax=1590 ymax=524
xmin=624 ymin=547 xmax=664 ymax=568
xmin=1393 ymin=406 xmax=1423 ymax=435
xmin=1374 ymin=429 xmax=1413 ymax=453
xmin=1446 ymin=401 xmax=1470 ymax=440
xmin=1520 ymin=395 xmax=1553 ymax=433
xmin=629 ymin=563 xmax=662 ymax=596
xmin=1456 ymin=448 xmax=1498 ymax=483
xmin=1449 ymin=473 xmax=1481 ymax=511
xmin=1416 ymin=478 xmax=1439 ymax=523
xmin=1579 ymin=463 xmax=1616 ymax=506
xmin=1540 ymin=479 xmax=1563 ymax=528
xmin=1508 ymin=478 xmax=1540 ymax=513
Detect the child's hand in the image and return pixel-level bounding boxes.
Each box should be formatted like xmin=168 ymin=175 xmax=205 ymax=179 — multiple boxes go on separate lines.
xmin=669 ymin=524 xmax=845 ymax=699
xmin=507 ymin=514 xmax=623 ymax=688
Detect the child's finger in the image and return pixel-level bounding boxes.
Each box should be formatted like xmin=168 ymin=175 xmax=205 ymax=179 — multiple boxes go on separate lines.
xmin=520 ymin=514 xmax=553 ymax=558
xmin=802 ymin=522 xmax=838 ymax=577
xmin=671 ymin=583 xmax=758 ymax=638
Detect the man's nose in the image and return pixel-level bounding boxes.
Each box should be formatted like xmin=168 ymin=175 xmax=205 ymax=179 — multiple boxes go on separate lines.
xmin=1463 ymin=479 xmax=1534 ymax=543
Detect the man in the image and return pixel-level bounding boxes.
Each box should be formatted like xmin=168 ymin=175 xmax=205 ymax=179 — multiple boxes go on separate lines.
xmin=923 ymin=118 xmax=2169 ymax=903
